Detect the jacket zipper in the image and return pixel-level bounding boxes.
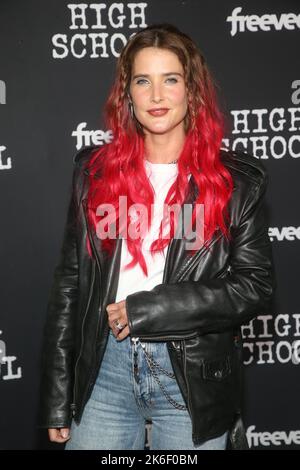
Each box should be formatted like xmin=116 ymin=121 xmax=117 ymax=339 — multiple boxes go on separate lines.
xmin=71 ymin=259 xmax=96 ymax=416
xmin=183 ymin=340 xmax=194 ymax=433
xmin=162 ymin=237 xmax=173 ymax=284
xmin=82 ymin=199 xmax=103 ymax=298
xmin=217 ymin=264 xmax=232 ymax=279
xmin=137 ymin=330 xmax=199 ymax=342
xmin=161 ymin=263 xmax=231 ymax=419
xmin=175 ymin=232 xmax=223 ymax=283
xmin=71 ymin=199 xmax=102 ymax=417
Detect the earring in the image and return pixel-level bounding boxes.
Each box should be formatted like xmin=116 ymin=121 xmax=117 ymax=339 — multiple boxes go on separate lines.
xmin=128 ymin=100 xmax=134 ymax=119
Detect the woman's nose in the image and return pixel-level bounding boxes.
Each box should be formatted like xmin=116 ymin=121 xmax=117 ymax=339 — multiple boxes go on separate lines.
xmin=150 ymin=83 xmax=164 ymax=103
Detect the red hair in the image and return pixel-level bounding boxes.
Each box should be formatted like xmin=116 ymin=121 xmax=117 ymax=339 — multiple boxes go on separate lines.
xmin=85 ymin=23 xmax=233 ymax=276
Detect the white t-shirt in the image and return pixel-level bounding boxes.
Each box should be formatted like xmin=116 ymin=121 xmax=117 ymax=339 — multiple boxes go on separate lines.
xmin=115 ymin=159 xmax=179 ymax=303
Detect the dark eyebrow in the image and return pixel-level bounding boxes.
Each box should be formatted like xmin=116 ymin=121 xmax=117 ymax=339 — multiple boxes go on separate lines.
xmin=132 ymin=72 xmax=183 ymax=80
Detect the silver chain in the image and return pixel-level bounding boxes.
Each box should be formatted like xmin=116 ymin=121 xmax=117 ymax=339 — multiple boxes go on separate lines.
xmin=133 ymin=339 xmax=187 ymax=411
xmin=145 ymin=158 xmax=179 ymax=164
xmin=140 ymin=342 xmax=176 ymax=378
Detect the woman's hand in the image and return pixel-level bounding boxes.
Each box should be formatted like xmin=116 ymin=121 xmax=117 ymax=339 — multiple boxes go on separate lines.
xmin=48 ymin=427 xmax=70 ymax=443
xmin=106 ymin=299 xmax=130 ymax=340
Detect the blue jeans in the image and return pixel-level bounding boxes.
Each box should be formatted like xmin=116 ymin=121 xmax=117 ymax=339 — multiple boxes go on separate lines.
xmin=65 ymin=329 xmax=228 ymax=450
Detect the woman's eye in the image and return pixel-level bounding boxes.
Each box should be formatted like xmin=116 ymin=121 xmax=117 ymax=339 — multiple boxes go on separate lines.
xmin=135 ymin=77 xmax=178 ymax=85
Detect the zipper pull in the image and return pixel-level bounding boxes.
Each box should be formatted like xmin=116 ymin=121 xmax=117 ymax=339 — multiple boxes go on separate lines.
xmin=131 ymin=337 xmax=140 ymax=383
xmin=70 ymin=403 xmax=76 ymax=417
xmin=131 ymin=337 xmax=139 ymax=347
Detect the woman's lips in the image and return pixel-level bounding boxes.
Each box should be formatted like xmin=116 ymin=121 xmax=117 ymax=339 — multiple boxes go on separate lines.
xmin=147 ymin=109 xmax=169 ymax=116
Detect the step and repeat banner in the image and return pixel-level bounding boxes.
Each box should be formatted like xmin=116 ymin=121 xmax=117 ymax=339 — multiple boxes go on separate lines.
xmin=0 ymin=0 xmax=299 ymax=450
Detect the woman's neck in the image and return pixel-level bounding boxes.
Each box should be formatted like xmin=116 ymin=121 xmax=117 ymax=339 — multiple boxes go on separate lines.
xmin=144 ymin=128 xmax=186 ymax=164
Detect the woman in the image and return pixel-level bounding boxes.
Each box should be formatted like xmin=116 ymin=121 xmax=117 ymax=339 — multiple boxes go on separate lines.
xmin=38 ymin=23 xmax=275 ymax=450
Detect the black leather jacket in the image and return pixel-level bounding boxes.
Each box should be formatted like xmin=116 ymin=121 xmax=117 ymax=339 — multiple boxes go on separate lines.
xmin=38 ymin=146 xmax=275 ymax=449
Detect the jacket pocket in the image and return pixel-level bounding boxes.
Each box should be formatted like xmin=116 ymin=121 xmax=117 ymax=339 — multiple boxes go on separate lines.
xmin=202 ymin=355 xmax=232 ymax=381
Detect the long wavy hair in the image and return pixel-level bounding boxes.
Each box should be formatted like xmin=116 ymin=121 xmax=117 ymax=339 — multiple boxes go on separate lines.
xmin=84 ymin=23 xmax=234 ymax=276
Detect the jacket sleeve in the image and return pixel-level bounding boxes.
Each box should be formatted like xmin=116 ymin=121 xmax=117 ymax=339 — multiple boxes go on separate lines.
xmin=125 ymin=173 xmax=276 ymax=339
xmin=38 ymin=161 xmax=80 ymax=428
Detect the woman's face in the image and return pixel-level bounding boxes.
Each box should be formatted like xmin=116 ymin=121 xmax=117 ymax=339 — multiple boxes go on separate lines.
xmin=129 ymin=47 xmax=188 ymax=135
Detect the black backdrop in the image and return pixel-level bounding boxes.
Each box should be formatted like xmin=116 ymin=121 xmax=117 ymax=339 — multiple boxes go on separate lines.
xmin=0 ymin=0 xmax=299 ymax=450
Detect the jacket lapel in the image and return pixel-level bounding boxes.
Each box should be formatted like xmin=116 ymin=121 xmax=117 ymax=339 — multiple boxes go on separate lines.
xmin=82 ymin=197 xmax=122 ymax=306
xmin=162 ymin=174 xmax=223 ymax=283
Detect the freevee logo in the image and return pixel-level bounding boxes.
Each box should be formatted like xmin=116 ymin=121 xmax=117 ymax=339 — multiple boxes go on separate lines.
xmin=269 ymin=226 xmax=300 ymax=242
xmin=247 ymin=425 xmax=300 ymax=447
xmin=227 ymin=7 xmax=300 ymax=37
xmin=72 ymin=122 xmax=113 ymax=149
